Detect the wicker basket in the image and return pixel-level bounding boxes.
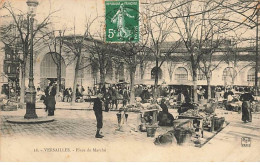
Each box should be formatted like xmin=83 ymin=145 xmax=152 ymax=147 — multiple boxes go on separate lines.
xmin=214 ymin=117 xmax=225 ymax=131
xmin=173 ymin=127 xmax=192 ymax=145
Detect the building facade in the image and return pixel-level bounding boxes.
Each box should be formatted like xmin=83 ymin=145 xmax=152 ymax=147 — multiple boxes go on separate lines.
xmin=1 ymin=39 xmax=259 ymax=94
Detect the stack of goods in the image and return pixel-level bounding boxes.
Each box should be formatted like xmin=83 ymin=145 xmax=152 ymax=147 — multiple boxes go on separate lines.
xmin=180 ymin=109 xmax=202 ymax=118
xmin=146 ymin=104 xmax=161 ymax=110
xmin=204 ymin=102 xmax=217 ymax=114
xmin=122 ymin=103 xmax=144 ymax=112
xmin=0 ymin=95 xmax=17 ymax=111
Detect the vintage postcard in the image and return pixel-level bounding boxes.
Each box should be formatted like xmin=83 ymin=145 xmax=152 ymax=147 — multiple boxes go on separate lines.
xmin=0 ymin=0 xmax=260 ymax=162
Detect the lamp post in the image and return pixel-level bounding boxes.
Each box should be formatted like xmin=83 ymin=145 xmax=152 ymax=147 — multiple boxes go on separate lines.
xmin=24 ymin=0 xmax=39 ymax=119
xmin=255 ymin=3 xmax=259 ymax=96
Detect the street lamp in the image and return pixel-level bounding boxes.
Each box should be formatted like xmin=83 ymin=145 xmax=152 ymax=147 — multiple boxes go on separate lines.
xmin=24 ymin=0 xmax=39 ymax=119
xmin=255 ymin=3 xmax=259 ymax=96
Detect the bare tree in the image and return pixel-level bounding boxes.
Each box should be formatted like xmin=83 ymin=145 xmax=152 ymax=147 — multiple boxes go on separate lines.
xmin=143 ymin=3 xmax=179 ymax=98
xmin=0 ymin=1 xmax=56 ymax=104
xmin=214 ymin=0 xmax=259 ymax=94
xmin=88 ymin=38 xmax=115 ymax=88
xmin=196 ymin=5 xmax=236 ymax=100
xmin=42 ymin=29 xmax=66 ymax=95
xmin=114 ymin=40 xmax=150 ymax=104
xmin=62 ymin=15 xmax=97 ymax=105
xmin=199 ymin=39 xmax=228 ymax=100
xmin=168 ymin=0 xmax=227 ymax=103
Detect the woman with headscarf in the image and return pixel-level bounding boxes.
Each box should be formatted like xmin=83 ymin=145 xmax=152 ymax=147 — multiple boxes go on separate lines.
xmin=240 ymin=87 xmax=254 ymax=123
xmin=158 ymin=98 xmax=174 ymax=126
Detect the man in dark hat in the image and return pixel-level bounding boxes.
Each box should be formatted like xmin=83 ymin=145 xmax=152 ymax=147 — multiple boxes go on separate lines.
xmin=44 ymin=81 xmax=57 ymax=116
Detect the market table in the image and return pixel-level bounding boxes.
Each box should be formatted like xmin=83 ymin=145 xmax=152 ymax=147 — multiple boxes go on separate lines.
xmin=173 ymin=119 xmax=193 ymax=129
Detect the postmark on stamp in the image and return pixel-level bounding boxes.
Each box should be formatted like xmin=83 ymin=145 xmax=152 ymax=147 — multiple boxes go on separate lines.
xmin=105 ymin=0 xmax=139 ymax=42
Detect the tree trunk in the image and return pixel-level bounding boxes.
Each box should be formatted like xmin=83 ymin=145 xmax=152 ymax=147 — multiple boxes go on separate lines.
xmin=231 ymin=75 xmax=235 ymax=89
xmin=20 ymin=64 xmax=26 ymax=104
xmin=193 ymin=74 xmax=198 ymax=103
xmin=56 ymin=61 xmax=61 ymax=94
xmin=169 ymin=71 xmax=173 ymax=81
xmin=99 ymin=65 xmax=105 ymax=88
xmin=129 ymin=66 xmax=136 ymax=104
xmin=154 ymin=58 xmax=159 ymax=99
xmin=140 ymin=62 xmax=145 ymax=80
xmin=167 ymin=62 xmax=173 ymax=81
xmin=207 ymin=76 xmax=211 ymax=101
xmin=71 ymin=55 xmax=81 ymax=105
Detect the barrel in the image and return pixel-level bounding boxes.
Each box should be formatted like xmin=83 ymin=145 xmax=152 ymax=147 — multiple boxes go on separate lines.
xmin=146 ymin=125 xmax=157 ymax=137
xmin=214 ymin=117 xmax=225 ymax=131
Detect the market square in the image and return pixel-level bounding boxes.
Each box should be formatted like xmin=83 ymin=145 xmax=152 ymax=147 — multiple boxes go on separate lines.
xmin=0 ymin=0 xmax=260 ymax=162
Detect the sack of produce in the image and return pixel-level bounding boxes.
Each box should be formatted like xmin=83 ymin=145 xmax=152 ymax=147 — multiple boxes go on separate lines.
xmin=204 ymin=102 xmax=216 ymax=114
xmin=147 ymin=104 xmax=161 ymax=110
xmin=154 ymin=130 xmax=175 ymax=145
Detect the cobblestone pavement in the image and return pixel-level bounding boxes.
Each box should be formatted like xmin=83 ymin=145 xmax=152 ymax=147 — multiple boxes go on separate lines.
xmin=0 ymin=108 xmax=260 ymax=161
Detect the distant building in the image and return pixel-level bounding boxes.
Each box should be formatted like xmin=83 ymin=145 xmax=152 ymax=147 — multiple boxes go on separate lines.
xmin=1 ymin=37 xmax=259 ymax=92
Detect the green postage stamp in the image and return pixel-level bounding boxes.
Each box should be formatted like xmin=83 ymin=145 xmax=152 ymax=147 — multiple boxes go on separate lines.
xmin=105 ymin=0 xmax=139 ymax=42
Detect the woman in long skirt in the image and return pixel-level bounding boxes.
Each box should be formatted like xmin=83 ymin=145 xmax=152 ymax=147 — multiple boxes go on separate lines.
xmin=240 ymin=88 xmax=254 ymax=123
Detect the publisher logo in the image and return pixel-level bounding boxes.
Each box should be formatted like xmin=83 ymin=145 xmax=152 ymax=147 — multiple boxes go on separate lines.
xmin=241 ymin=137 xmax=251 ymax=147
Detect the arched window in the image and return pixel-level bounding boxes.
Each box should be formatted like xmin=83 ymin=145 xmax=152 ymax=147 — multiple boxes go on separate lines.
xmin=175 ymin=67 xmax=188 ymax=80
xmin=40 ymin=53 xmax=66 ymax=78
xmin=151 ymin=67 xmax=162 ymax=79
xmin=222 ymin=67 xmax=236 ymax=80
xmin=223 ymin=67 xmax=237 ymax=85
xmin=247 ymin=67 xmax=255 ymax=83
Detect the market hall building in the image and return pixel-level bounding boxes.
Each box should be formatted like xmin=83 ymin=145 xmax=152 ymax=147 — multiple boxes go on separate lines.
xmin=0 ymin=39 xmax=259 ymax=93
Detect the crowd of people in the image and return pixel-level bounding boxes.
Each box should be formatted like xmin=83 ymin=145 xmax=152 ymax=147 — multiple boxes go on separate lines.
xmin=33 ymin=82 xmax=258 ymax=138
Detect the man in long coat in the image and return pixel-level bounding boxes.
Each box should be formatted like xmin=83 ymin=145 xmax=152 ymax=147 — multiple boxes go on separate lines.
xmin=93 ymin=93 xmax=104 ymax=138
xmin=44 ymin=81 xmax=56 ymax=116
